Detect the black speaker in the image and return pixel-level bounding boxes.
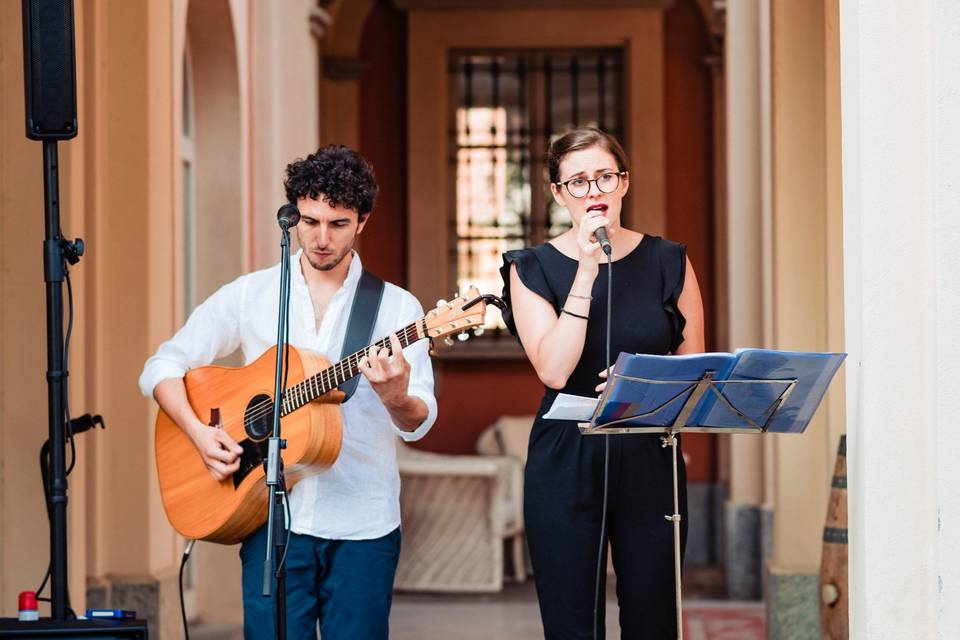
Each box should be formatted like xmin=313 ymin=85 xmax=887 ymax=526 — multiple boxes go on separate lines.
xmin=21 ymin=0 xmax=78 ymax=141
xmin=0 ymin=618 xmax=148 ymax=639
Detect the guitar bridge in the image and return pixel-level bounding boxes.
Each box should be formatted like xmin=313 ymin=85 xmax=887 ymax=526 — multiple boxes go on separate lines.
xmin=208 ymin=407 xmax=222 ymax=429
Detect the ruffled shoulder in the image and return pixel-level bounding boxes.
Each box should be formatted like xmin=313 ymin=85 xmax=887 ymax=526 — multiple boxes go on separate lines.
xmin=498 ymin=246 xmax=557 ymax=337
xmin=656 ymin=237 xmax=688 ymax=353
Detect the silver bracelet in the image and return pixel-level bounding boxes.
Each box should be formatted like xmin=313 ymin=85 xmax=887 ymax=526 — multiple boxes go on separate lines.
xmin=567 ymin=293 xmax=593 ymax=300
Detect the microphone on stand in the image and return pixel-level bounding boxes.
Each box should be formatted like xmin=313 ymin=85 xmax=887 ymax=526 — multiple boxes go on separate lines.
xmin=594 ymin=226 xmax=612 ymax=256
xmin=590 ymin=220 xmax=613 ymax=640
xmin=277 ymin=203 xmax=301 ymax=231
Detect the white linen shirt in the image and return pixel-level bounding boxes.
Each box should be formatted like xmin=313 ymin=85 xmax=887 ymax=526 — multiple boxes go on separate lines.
xmin=139 ymin=250 xmax=437 ymax=540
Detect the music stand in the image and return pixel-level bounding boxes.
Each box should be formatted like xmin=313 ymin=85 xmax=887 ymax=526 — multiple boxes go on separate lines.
xmin=575 ymin=349 xmax=846 ymax=640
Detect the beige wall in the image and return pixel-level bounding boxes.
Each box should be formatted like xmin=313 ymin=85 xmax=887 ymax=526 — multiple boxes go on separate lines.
xmin=0 ymin=0 xmax=319 ymax=628
xmin=767 ymin=0 xmax=845 ymax=574
xmin=250 ymin=0 xmax=321 ymax=271
xmin=186 ymin=0 xmax=246 ymax=307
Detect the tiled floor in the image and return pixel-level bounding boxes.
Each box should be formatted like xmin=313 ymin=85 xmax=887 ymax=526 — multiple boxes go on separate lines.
xmin=389 ymin=583 xmax=765 ymax=640
xmin=192 ymin=579 xmax=765 ymax=640
xmin=682 ymin=601 xmax=766 ymax=640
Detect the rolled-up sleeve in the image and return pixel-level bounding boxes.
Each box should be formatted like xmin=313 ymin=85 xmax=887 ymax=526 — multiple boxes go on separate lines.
xmin=138 ymin=279 xmax=244 ymax=398
xmin=393 ymin=293 xmax=437 ymax=442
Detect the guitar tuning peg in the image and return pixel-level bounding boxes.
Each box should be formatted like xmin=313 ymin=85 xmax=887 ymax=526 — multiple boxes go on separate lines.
xmin=473 ymin=327 xmax=485 ymax=337
xmin=436 ymin=298 xmax=447 ymax=308
xmin=443 ymin=336 xmax=455 ymax=347
xmin=457 ymin=331 xmax=470 ymax=342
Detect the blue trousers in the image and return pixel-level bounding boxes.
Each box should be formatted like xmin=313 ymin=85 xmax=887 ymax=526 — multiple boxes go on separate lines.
xmin=239 ymin=525 xmax=401 ymax=640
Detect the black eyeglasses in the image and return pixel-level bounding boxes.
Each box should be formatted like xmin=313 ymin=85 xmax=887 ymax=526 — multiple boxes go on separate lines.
xmin=555 ymin=171 xmax=627 ymax=198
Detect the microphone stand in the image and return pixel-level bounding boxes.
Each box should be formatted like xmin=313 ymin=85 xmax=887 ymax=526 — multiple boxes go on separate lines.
xmin=262 ymin=210 xmax=297 ymax=640
xmin=42 ymin=140 xmax=75 ymax=620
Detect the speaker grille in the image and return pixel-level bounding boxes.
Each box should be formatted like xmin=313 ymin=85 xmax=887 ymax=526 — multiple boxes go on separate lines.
xmin=22 ymin=0 xmax=78 ymax=140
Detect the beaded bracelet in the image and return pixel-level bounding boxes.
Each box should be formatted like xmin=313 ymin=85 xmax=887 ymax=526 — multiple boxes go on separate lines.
xmin=561 ymin=308 xmax=589 ymax=320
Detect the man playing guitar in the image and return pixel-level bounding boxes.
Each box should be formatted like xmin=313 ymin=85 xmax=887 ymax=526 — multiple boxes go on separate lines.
xmin=139 ymin=145 xmax=436 ymax=639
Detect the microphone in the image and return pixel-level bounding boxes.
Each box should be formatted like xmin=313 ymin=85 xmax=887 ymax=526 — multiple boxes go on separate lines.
xmin=594 ymin=226 xmax=612 ymax=256
xmin=277 ymin=203 xmax=301 ymax=231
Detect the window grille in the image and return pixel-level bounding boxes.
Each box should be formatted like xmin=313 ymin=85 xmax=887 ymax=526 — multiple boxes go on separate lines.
xmin=450 ymin=49 xmax=624 ymax=332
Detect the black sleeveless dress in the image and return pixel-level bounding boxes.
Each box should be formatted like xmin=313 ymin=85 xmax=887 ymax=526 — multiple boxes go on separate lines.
xmin=500 ymin=235 xmax=689 ymax=640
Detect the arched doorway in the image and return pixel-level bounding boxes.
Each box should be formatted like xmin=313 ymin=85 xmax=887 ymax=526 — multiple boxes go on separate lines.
xmin=180 ymin=0 xmax=246 ymax=623
xmin=183 ymin=0 xmax=244 ymax=311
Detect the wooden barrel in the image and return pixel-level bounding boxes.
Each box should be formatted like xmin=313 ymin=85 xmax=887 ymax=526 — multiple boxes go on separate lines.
xmin=819 ymin=434 xmax=848 ymax=639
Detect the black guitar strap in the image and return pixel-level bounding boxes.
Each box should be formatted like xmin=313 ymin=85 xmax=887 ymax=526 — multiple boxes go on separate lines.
xmin=338 ymin=269 xmax=385 ymax=402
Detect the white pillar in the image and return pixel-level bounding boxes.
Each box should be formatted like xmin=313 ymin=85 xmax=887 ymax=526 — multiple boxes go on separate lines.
xmin=840 ymin=2 xmax=960 ymax=638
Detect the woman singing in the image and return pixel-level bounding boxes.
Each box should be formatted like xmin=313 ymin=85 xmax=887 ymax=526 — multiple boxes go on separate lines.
xmin=500 ymin=127 xmax=705 ymax=639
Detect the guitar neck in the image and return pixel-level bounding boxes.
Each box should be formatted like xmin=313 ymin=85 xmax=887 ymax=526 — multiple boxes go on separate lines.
xmin=280 ymin=319 xmax=426 ymax=415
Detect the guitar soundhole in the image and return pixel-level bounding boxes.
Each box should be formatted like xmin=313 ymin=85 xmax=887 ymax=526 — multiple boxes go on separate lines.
xmin=244 ymin=393 xmax=274 ymax=441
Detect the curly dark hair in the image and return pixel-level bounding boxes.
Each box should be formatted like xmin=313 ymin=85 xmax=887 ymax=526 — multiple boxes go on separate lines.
xmin=284 ymin=145 xmax=379 ymax=216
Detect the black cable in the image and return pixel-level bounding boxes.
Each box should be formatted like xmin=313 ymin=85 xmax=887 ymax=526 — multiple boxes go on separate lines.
xmin=37 ymin=441 xmax=51 ymax=585
xmin=276 ymin=490 xmax=293 ymax=572
xmin=179 ymin=540 xmax=197 ymax=640
xmin=592 ymin=251 xmax=613 ymax=640
xmin=64 ymin=270 xmax=77 ymax=476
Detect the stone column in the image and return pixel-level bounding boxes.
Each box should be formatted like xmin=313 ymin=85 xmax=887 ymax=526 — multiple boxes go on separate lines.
xmin=722 ymin=0 xmax=767 ymax=601
xmin=840 ymin=1 xmax=960 ymax=638
xmin=765 ymin=1 xmax=846 ymax=637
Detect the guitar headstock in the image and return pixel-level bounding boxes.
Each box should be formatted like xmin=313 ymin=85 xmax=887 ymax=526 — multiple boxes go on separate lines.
xmin=423 ymin=287 xmax=489 ymax=344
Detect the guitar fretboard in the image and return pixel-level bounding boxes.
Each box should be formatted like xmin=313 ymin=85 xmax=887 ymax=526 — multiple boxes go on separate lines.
xmin=280 ymin=319 xmax=426 ymax=415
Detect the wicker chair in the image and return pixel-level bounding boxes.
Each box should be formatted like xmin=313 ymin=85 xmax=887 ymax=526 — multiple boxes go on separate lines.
xmin=475 ymin=415 xmax=534 ymax=580
xmin=394 ymin=440 xmax=524 ymax=592
xmin=475 ymin=415 xmax=533 ymax=465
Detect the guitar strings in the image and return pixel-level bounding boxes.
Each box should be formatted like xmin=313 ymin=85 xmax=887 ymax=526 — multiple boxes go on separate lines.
xmin=214 ymin=332 xmax=415 ymax=433
xmin=211 ymin=322 xmax=424 ymax=433
xmin=217 ymin=323 xmax=420 ymax=432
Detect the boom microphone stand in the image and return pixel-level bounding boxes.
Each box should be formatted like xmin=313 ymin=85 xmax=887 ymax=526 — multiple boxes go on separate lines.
xmin=262 ymin=203 xmax=300 ymax=640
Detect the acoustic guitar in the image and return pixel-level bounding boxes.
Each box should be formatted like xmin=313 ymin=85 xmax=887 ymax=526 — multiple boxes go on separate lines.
xmin=155 ymin=288 xmax=498 ymax=544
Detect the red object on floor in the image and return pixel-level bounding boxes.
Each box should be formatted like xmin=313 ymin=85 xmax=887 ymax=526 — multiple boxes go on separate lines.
xmin=682 ymin=602 xmax=766 ymax=640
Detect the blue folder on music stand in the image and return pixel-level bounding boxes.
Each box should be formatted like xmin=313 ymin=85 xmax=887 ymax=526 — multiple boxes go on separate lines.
xmin=572 ymin=348 xmax=845 ymax=640
xmin=579 ymin=348 xmax=846 ymax=435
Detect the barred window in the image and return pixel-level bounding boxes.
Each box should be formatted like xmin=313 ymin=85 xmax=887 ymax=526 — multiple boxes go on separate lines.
xmin=450 ymin=49 xmax=624 ymax=333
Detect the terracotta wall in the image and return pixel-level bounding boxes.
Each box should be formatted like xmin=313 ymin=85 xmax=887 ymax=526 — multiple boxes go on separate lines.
xmin=358 ymin=0 xmax=407 ymax=286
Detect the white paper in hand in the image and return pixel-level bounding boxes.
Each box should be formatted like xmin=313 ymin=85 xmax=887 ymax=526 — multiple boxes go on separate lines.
xmin=541 ymin=393 xmax=599 ymax=421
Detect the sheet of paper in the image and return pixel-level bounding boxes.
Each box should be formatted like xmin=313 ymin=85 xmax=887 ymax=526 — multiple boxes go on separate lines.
xmin=541 ymin=393 xmax=599 ymax=421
